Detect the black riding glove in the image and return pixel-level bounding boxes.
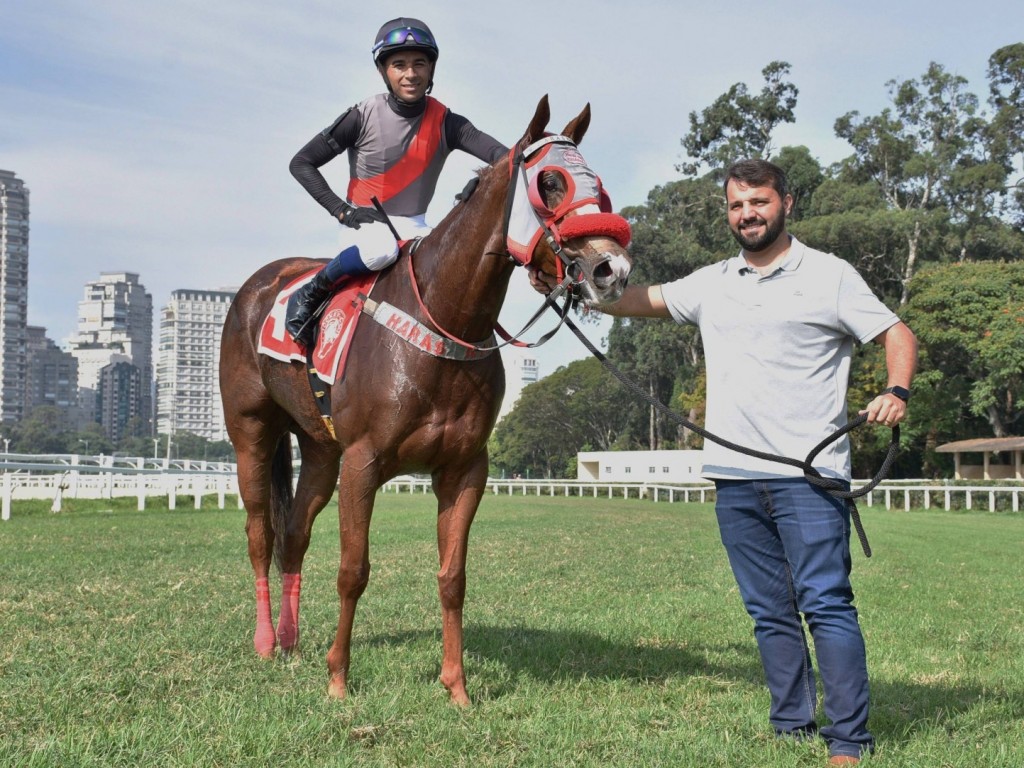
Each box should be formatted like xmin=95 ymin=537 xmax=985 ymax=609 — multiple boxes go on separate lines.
xmin=338 ymin=201 xmax=387 ymax=229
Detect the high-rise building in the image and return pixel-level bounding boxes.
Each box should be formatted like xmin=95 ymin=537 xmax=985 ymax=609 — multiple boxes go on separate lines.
xmin=0 ymin=170 xmax=30 ymax=426
xmin=67 ymin=272 xmax=153 ymax=434
xmin=498 ymin=351 xmax=541 ymax=422
xmin=516 ymin=355 xmax=540 ymax=387
xmin=156 ymin=288 xmax=235 ymax=441
xmin=25 ymin=325 xmax=80 ymax=421
xmin=96 ymin=360 xmax=144 ymax=443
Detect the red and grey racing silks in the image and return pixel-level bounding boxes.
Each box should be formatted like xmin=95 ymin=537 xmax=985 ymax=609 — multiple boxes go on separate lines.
xmin=345 ymin=95 xmax=449 ymax=217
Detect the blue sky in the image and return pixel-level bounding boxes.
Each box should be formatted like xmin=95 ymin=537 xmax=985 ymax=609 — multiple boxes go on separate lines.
xmin=1 ymin=1 xmax=1019 ymax=378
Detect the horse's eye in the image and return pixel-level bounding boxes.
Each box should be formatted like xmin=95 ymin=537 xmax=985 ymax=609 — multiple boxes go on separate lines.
xmin=540 ymin=172 xmax=565 ymax=204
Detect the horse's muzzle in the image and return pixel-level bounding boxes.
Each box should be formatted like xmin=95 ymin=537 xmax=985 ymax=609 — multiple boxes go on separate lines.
xmin=581 ymin=251 xmax=631 ymax=304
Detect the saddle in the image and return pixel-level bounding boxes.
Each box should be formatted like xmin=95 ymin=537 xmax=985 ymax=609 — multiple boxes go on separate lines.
xmin=257 ymin=269 xmax=378 ymax=385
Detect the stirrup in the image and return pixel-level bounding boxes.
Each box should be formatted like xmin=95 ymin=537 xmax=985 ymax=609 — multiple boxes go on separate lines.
xmin=289 ymin=296 xmax=331 ymax=346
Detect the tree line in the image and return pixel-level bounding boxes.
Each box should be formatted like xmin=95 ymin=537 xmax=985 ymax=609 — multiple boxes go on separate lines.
xmin=3 ymin=406 xmax=235 ymax=463
xmin=492 ymin=45 xmax=1024 ymax=480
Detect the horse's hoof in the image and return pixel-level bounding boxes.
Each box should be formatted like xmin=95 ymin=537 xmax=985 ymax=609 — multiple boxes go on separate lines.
xmin=278 ymin=632 xmax=300 ymax=659
xmin=448 ymin=685 xmax=471 ymax=707
xmin=276 ymin=623 xmax=299 ymax=650
xmin=253 ymin=629 xmax=276 ymax=658
xmin=327 ymin=674 xmax=347 ymax=699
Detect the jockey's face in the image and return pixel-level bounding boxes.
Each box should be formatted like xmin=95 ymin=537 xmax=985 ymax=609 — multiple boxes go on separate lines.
xmin=383 ymin=52 xmax=433 ymax=103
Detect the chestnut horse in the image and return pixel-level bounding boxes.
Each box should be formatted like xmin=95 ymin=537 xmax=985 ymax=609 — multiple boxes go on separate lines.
xmin=219 ymin=97 xmax=632 ymax=704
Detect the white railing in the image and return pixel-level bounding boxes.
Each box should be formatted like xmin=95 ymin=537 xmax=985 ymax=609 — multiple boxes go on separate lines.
xmin=6 ymin=458 xmax=1021 ymax=521
xmin=0 ymin=453 xmax=240 ymax=520
xmin=856 ymin=483 xmax=1022 ymax=513
xmin=379 ymin=477 xmax=711 ymax=501
xmin=381 ymin=477 xmax=1024 ymax=513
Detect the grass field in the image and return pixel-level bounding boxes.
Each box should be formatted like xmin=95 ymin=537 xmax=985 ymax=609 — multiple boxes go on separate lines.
xmin=1 ymin=494 xmax=1021 ymax=767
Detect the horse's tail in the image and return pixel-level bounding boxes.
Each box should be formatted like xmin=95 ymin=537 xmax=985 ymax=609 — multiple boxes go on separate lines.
xmin=270 ymin=434 xmax=294 ymax=570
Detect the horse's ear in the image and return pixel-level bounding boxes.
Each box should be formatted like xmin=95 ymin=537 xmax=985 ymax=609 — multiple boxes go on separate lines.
xmin=561 ymin=103 xmax=591 ymax=144
xmin=520 ymin=95 xmax=551 ymax=149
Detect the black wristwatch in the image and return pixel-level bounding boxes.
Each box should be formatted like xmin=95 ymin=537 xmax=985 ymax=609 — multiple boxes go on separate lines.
xmin=882 ymin=385 xmax=910 ymax=402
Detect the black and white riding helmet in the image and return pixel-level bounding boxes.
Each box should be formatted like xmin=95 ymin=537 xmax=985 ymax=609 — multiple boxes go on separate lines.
xmin=372 ymin=18 xmax=439 ymax=65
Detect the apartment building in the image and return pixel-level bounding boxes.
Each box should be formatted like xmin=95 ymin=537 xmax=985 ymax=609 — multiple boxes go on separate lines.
xmin=24 ymin=325 xmax=80 ymax=421
xmin=156 ymin=288 xmax=235 ymax=441
xmin=0 ymin=170 xmax=30 ymax=425
xmin=96 ymin=360 xmax=144 ymax=443
xmin=67 ymin=272 xmax=153 ymax=433
xmin=498 ymin=351 xmax=541 ymax=421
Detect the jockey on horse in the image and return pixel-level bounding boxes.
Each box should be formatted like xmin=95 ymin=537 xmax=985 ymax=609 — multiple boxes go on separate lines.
xmin=286 ymin=17 xmax=508 ymax=346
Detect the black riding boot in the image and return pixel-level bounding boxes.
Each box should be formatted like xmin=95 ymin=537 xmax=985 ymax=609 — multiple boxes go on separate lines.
xmin=285 ymin=269 xmax=335 ymax=347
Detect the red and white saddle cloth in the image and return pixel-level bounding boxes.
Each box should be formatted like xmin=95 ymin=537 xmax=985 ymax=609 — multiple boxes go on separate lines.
xmin=258 ymin=269 xmax=493 ymax=385
xmin=258 ymin=271 xmax=378 ymax=385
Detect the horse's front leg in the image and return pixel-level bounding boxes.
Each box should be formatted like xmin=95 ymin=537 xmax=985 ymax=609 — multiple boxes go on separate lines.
xmin=275 ymin=433 xmax=341 ymax=654
xmin=326 ymin=446 xmax=379 ymax=699
xmin=433 ymin=454 xmax=488 ymax=707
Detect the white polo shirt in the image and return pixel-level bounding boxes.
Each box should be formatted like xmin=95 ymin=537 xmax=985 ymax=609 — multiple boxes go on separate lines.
xmin=660 ymin=237 xmax=899 ymax=481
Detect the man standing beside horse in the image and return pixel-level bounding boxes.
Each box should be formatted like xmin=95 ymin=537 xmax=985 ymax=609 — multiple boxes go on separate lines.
xmin=532 ymin=158 xmax=918 ymax=765
xmin=286 ymin=17 xmax=508 ymax=347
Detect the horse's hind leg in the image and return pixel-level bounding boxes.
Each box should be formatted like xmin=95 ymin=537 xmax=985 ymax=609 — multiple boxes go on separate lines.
xmin=273 ymin=431 xmax=341 ymax=653
xmin=231 ymin=414 xmax=289 ymax=658
xmin=432 ymin=454 xmax=488 ymax=707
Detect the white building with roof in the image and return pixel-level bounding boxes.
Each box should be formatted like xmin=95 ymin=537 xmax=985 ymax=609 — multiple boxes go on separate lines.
xmin=577 ymin=449 xmax=706 ymax=483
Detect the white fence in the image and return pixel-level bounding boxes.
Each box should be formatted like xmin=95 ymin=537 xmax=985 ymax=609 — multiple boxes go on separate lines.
xmin=4 ymin=455 xmax=1022 ymax=521
xmin=855 ymin=483 xmax=1022 ymax=513
xmin=382 ymin=477 xmax=1024 ymax=513
xmin=0 ymin=453 xmax=240 ymax=520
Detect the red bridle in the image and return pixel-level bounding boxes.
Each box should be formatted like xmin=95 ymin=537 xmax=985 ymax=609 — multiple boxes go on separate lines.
xmin=502 ymin=135 xmax=631 ymax=284
xmin=404 ymin=135 xmax=632 ymax=353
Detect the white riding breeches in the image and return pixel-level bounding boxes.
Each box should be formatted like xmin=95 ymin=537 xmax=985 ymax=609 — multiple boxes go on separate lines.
xmin=340 ymin=214 xmax=432 ymax=271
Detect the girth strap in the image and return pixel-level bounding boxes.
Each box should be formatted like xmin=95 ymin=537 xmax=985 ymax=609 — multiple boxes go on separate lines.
xmin=305 ymin=342 xmax=336 ymax=440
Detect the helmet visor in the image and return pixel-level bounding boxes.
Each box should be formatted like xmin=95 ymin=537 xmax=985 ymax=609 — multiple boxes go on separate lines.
xmin=373 ymin=26 xmax=435 ymax=55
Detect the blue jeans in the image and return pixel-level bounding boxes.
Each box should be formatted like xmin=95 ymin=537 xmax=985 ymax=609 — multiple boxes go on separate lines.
xmin=714 ymin=478 xmax=873 ymax=759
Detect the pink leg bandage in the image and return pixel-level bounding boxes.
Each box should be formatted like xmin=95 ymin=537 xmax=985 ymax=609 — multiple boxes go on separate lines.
xmin=276 ymin=572 xmax=302 ymax=650
xmin=254 ymin=576 xmax=276 ymax=657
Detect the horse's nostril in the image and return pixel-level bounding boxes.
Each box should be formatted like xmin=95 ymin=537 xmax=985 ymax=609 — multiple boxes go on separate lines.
xmin=593 ymin=261 xmax=614 ymax=283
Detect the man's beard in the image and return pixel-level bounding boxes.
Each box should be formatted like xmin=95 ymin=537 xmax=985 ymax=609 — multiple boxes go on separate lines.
xmin=731 ymin=210 xmax=786 ymax=252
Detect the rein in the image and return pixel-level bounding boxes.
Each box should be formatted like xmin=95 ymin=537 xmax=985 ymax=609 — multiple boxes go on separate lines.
xmin=404 ymin=242 xmax=578 ymax=352
xmin=369 ymin=196 xmax=545 ymax=352
xmin=548 ymin=299 xmax=901 ymax=558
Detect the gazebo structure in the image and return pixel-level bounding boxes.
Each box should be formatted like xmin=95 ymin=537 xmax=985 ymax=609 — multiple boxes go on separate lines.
xmin=935 ymin=437 xmax=1024 ymax=480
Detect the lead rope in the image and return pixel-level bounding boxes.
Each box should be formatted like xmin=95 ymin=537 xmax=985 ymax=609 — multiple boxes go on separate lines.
xmin=551 ymin=300 xmax=901 ymax=557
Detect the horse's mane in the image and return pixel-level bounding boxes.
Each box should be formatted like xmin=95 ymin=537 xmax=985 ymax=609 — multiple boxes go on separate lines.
xmin=421 ymin=158 xmax=508 ymax=243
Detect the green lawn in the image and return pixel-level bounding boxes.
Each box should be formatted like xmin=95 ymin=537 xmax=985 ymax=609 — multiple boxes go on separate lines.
xmin=1 ymin=495 xmax=1021 ymax=767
